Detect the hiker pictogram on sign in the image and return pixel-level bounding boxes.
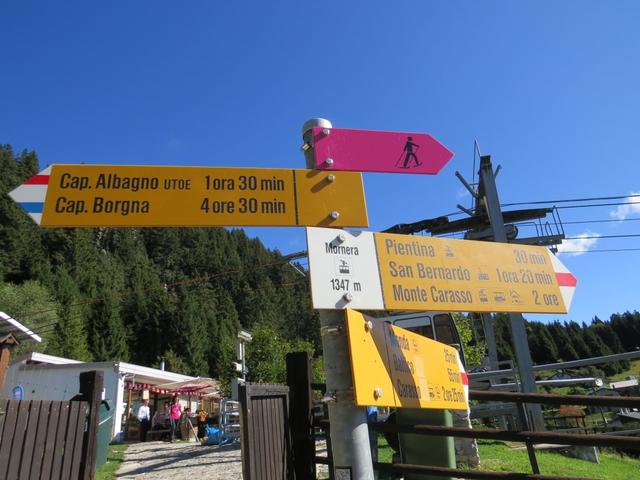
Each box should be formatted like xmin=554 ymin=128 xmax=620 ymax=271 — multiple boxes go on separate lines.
xmin=311 ymin=127 xmax=454 ymax=175
xmin=397 ymin=136 xmax=422 ymax=169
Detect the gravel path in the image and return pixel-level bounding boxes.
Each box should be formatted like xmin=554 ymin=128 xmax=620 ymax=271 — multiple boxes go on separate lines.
xmin=116 ymin=441 xmax=242 ymax=479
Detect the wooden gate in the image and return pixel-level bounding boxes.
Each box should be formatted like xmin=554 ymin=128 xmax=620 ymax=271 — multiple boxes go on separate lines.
xmin=239 ymin=383 xmax=292 ymax=480
xmin=0 ymin=371 xmax=102 ymax=480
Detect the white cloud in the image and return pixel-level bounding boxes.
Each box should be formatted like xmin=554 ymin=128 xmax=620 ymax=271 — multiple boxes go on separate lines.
xmin=610 ymin=191 xmax=640 ymax=220
xmin=557 ymin=231 xmax=600 ymax=256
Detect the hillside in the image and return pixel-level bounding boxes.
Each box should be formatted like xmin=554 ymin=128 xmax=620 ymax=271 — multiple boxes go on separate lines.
xmin=2 ymin=144 xmax=639 ymax=383
xmin=0 ymin=145 xmax=319 ymax=381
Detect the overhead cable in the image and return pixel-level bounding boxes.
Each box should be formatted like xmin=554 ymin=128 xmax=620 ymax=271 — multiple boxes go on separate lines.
xmin=564 ymin=233 xmax=640 ymax=240
xmin=562 ymin=218 xmax=640 ymax=225
xmin=559 ymin=248 xmax=640 ymax=254
xmin=502 ymin=194 xmax=640 ymax=207
xmin=556 ymin=201 xmax=640 ymax=210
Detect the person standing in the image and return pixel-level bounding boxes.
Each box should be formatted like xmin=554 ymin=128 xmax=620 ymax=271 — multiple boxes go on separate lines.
xmin=137 ymin=399 xmax=151 ymax=442
xmin=197 ymin=408 xmax=208 ymax=439
xmin=366 ymin=406 xmax=378 ymax=462
xmin=169 ymin=397 xmax=182 ymax=442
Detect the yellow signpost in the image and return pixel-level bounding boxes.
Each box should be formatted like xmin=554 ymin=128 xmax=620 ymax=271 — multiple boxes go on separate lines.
xmin=375 ymin=233 xmax=568 ymax=313
xmin=345 ymin=309 xmax=468 ymax=410
xmin=306 ymin=227 xmax=576 ymax=314
xmin=29 ymin=165 xmax=368 ymax=227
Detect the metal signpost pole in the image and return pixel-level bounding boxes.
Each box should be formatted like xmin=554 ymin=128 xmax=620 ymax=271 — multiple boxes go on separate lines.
xmin=303 ymin=119 xmax=375 ymax=480
xmin=480 ymin=313 xmax=499 ymax=370
xmin=320 ymin=310 xmax=375 ymax=479
xmin=478 ymin=155 xmax=545 ymax=431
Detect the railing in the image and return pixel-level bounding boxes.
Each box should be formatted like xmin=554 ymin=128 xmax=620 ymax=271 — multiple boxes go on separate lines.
xmin=309 ymin=386 xmax=640 ymax=480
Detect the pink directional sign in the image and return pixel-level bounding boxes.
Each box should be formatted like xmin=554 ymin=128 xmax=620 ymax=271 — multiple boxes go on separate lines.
xmin=311 ymin=127 xmax=454 ymax=174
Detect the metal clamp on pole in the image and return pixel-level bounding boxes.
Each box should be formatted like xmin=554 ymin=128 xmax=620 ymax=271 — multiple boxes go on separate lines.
xmin=320 ymin=388 xmax=355 ymax=405
xmin=302 ymin=118 xmax=332 ymax=169
xmin=320 ymin=391 xmax=337 ymax=405
xmin=320 ymin=324 xmax=344 ymax=337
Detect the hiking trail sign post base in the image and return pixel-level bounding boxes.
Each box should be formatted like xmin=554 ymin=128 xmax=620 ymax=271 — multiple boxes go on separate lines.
xmin=9 ymin=165 xmax=368 ymax=228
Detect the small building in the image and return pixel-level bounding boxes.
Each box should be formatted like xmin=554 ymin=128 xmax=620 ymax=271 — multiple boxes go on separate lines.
xmin=0 ymin=352 xmax=220 ymax=440
xmin=609 ymin=378 xmax=640 ymax=396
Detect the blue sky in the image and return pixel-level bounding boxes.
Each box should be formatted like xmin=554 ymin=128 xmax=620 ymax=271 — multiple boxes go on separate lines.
xmin=2 ymin=1 xmax=639 ymax=325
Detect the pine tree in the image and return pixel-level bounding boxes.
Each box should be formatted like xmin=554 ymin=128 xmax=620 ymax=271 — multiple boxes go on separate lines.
xmin=610 ymin=311 xmax=640 ymax=351
xmin=71 ymin=229 xmax=101 ymax=297
xmin=0 ymin=145 xmax=24 ymax=281
xmin=592 ymin=317 xmax=630 ymax=371
xmin=49 ymin=267 xmax=92 ymax=360
xmin=161 ymin=349 xmax=189 ymax=374
xmin=175 ymin=287 xmax=210 ymax=376
xmin=207 ymin=289 xmax=240 ymax=377
xmin=547 ymin=321 xmax=579 ymax=361
xmin=581 ymin=325 xmax=611 ymax=357
xmin=0 ymin=146 xmax=48 ymax=283
xmin=527 ymin=322 xmax=559 ymax=364
xmin=87 ymin=256 xmax=129 ymax=361
xmin=566 ymin=321 xmax=591 ymax=358
xmin=492 ymin=314 xmax=514 ymax=362
xmin=580 ymin=324 xmax=619 ymax=374
xmin=238 ymin=278 xmax=281 ymax=328
xmin=113 ymin=229 xmax=172 ymax=366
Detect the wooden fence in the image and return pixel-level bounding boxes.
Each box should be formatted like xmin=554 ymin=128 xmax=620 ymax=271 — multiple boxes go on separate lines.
xmin=236 ymin=352 xmax=640 ymax=479
xmin=0 ymin=371 xmax=103 ymax=480
xmin=313 ymin=385 xmax=640 ymax=480
xmin=239 ymin=383 xmax=292 ymax=480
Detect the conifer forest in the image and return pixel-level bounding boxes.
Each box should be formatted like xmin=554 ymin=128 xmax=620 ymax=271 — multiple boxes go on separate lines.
xmin=2 ymin=145 xmax=639 ymax=383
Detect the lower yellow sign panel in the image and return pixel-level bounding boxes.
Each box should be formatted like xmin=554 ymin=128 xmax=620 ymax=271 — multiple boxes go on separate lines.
xmin=345 ymin=309 xmax=467 ymax=410
xmin=41 ymin=165 xmax=368 ymax=227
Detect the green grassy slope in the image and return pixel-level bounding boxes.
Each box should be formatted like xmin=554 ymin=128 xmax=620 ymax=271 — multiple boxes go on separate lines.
xmin=95 ymin=443 xmax=128 ymax=480
xmin=478 ymin=440 xmax=639 ymax=480
xmin=375 ymin=437 xmax=639 ymax=479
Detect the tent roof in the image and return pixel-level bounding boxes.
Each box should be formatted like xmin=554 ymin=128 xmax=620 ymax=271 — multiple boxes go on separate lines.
xmin=125 ymin=377 xmax=220 ymax=398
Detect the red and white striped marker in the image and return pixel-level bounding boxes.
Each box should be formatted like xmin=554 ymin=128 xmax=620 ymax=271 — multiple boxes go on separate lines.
xmin=8 ymin=166 xmax=51 ymax=225
xmin=458 ymin=354 xmax=470 ymax=409
xmin=550 ymin=254 xmax=578 ymax=311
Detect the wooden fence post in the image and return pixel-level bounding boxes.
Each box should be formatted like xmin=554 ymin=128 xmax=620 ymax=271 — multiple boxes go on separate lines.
xmin=286 ymin=351 xmax=314 ymax=480
xmin=0 ymin=345 xmax=11 ymax=392
xmin=0 ymin=335 xmax=19 ymax=392
xmin=240 ymin=383 xmax=292 ymax=480
xmin=78 ymin=370 xmax=104 ymax=480
xmin=239 ymin=383 xmax=251 ymax=480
